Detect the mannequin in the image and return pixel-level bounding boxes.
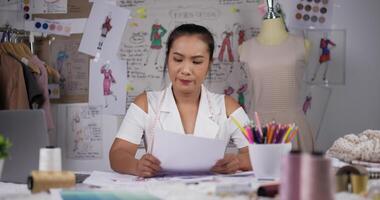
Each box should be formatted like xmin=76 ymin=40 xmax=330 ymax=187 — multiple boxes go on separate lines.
xmin=254 ymin=18 xmax=311 ymax=59
xmin=239 ymin=0 xmax=314 ymax=152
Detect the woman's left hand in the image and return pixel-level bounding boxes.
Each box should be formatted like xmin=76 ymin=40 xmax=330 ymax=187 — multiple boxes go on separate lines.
xmin=211 ymin=154 xmax=240 ymax=174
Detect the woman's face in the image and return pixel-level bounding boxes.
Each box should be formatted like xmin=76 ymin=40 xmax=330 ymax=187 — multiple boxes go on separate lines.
xmin=167 ymin=35 xmax=211 ymax=94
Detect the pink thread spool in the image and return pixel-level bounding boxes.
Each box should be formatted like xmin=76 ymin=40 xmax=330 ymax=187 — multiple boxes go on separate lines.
xmin=280 ymin=151 xmax=302 ymax=200
xmin=300 ymin=152 xmax=335 ymax=200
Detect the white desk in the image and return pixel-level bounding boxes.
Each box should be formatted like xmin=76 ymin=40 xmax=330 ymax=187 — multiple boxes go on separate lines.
xmin=1 ymin=174 xmax=375 ymax=200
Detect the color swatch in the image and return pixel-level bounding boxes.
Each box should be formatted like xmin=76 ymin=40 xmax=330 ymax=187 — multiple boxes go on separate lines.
xmin=290 ymin=0 xmax=333 ymax=29
xmin=32 ymin=18 xmax=71 ymax=36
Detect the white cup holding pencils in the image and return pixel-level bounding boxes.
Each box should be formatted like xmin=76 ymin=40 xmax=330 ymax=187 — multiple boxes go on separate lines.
xmin=249 ymin=143 xmax=291 ymax=180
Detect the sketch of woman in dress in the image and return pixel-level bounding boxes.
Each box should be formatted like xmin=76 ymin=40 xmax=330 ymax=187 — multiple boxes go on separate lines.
xmin=311 ymin=32 xmax=336 ymax=82
xmin=97 ymin=12 xmax=113 ymax=50
xmin=144 ymin=19 xmax=167 ymax=66
xmin=101 ymin=63 xmax=117 ymax=108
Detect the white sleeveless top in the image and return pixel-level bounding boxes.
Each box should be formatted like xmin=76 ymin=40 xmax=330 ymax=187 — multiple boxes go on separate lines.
xmin=116 ymin=84 xmax=250 ymax=152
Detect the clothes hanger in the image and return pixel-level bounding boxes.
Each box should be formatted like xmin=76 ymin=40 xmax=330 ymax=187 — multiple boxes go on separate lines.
xmin=11 ymin=33 xmax=41 ymax=74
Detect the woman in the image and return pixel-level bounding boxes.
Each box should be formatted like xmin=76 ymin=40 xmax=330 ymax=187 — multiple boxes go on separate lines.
xmin=110 ymin=24 xmax=252 ymax=177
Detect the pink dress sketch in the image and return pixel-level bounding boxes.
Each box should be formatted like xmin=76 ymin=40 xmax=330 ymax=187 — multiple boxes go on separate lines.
xmin=101 ymin=64 xmax=117 ymax=107
xmin=311 ymin=35 xmax=336 ymax=82
xmin=218 ymin=31 xmax=234 ymax=62
xmin=144 ymin=21 xmax=167 ymax=66
xmin=97 ymin=13 xmax=113 ymax=50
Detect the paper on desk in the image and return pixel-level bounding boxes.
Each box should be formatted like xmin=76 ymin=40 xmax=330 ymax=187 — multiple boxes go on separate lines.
xmin=83 ymin=171 xmax=138 ymax=187
xmin=152 ymin=130 xmax=226 ymax=173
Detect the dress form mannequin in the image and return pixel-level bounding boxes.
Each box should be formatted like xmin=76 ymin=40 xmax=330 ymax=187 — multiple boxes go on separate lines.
xmin=255 ymin=18 xmax=311 ymax=59
xmin=256 ymin=18 xmax=288 ymax=45
xmin=238 ymin=0 xmax=314 ymax=152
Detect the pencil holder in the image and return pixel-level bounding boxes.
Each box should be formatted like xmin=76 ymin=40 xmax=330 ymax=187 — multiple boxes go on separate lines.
xmin=249 ymin=143 xmax=291 ymax=180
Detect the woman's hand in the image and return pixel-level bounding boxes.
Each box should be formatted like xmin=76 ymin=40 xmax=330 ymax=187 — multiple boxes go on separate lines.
xmin=211 ymin=154 xmax=240 ymax=174
xmin=135 ymin=154 xmax=161 ymax=177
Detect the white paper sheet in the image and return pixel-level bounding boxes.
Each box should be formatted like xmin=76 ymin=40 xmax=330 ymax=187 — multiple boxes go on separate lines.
xmin=79 ymin=0 xmax=130 ymax=57
xmin=66 ymin=105 xmax=103 ymax=160
xmin=89 ymin=57 xmax=127 ymax=115
xmin=152 ymin=130 xmax=226 ymax=173
xmin=31 ymin=0 xmax=68 ymax=14
xmin=83 ymin=171 xmax=138 ymax=187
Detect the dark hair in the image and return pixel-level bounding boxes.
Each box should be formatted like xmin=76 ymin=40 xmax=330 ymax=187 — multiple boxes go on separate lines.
xmin=162 ymin=24 xmax=215 ymax=80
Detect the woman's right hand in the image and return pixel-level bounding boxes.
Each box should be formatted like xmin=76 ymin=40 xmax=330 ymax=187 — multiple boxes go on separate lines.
xmin=136 ymin=154 xmax=161 ymax=177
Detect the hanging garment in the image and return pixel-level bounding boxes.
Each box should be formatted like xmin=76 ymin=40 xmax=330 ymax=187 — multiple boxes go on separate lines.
xmin=0 ymin=54 xmax=29 ymax=109
xmin=8 ymin=53 xmax=44 ymax=108
xmin=240 ymin=35 xmax=314 ymax=152
xmin=0 ymin=42 xmax=40 ymax=74
xmin=30 ymin=55 xmax=55 ymax=130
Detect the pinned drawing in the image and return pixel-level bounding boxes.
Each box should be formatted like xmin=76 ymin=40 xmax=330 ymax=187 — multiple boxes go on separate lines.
xmin=144 ymin=20 xmax=167 ymax=66
xmin=89 ymin=57 xmax=127 ymax=115
xmin=305 ymin=29 xmax=345 ymax=85
xmin=67 ymin=105 xmax=103 ymax=160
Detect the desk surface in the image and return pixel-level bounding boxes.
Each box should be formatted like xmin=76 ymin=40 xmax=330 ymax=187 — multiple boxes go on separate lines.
xmin=1 ymin=173 xmax=376 ymax=200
